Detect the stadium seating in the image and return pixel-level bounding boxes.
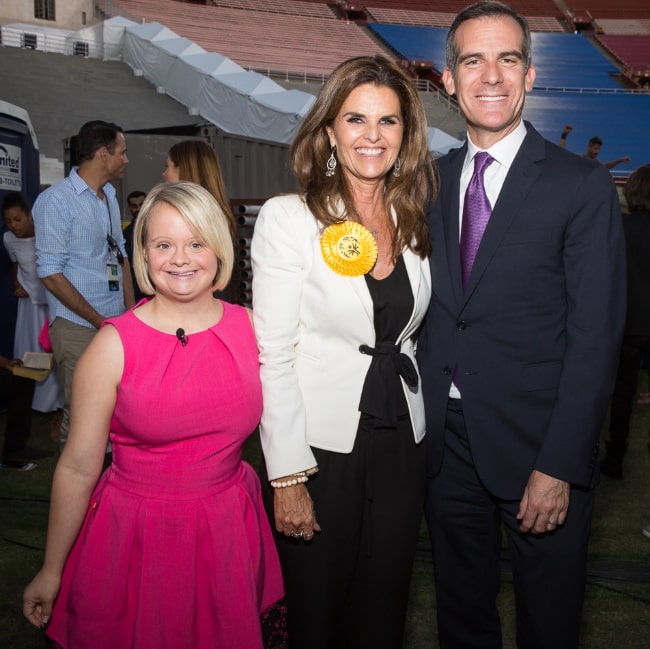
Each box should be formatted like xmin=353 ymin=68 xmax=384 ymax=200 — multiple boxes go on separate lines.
xmin=303 ymin=0 xmax=563 ymax=18
xmin=93 ymin=0 xmax=649 ymax=176
xmin=596 ymin=19 xmax=650 ymax=35
xmin=96 ymin=0 xmax=388 ymax=76
xmin=367 ymin=7 xmax=563 ymax=32
xmin=596 ymin=34 xmax=650 ymax=80
xmin=369 ymin=26 xmax=622 ymax=88
xmin=565 ymin=0 xmax=650 ymax=20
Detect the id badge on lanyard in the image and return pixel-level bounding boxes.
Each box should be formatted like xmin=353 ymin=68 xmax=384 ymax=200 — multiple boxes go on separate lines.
xmin=107 ymin=263 xmax=120 ymax=291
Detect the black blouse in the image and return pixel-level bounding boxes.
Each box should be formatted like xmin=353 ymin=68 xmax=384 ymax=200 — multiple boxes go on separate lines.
xmin=358 ymin=255 xmax=416 ymax=425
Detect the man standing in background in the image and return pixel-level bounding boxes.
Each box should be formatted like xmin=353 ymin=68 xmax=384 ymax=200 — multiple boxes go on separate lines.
xmin=126 ymin=190 xmax=146 ymax=222
xmin=33 ymin=120 xmax=134 ymax=449
xmin=559 ymin=125 xmax=631 ymax=170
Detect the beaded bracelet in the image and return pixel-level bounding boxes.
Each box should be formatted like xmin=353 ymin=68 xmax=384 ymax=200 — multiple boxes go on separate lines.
xmin=270 ymin=467 xmax=319 ymax=489
xmin=270 ymin=474 xmax=309 ymax=488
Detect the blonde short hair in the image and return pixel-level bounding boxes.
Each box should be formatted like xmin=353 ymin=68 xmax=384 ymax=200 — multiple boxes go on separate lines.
xmin=132 ymin=181 xmax=234 ymax=295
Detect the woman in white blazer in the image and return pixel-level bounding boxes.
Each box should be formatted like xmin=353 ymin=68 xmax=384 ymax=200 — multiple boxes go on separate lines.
xmin=251 ymin=56 xmax=438 ymax=649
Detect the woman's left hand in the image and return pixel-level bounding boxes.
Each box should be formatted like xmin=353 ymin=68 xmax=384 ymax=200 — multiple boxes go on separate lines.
xmin=273 ymin=483 xmax=320 ymax=541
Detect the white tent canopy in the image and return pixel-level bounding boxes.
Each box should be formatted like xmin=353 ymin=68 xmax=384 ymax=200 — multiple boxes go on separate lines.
xmin=180 ymin=52 xmax=243 ymax=77
xmin=102 ymin=16 xmax=133 ymax=61
xmin=119 ymin=18 xmax=315 ymax=143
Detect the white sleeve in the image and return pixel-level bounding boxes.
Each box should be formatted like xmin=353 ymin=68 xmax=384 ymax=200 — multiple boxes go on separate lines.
xmin=251 ymin=196 xmax=318 ymax=480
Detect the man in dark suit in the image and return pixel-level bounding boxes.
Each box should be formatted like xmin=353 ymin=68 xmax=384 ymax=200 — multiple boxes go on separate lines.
xmin=417 ymin=2 xmax=626 ymax=647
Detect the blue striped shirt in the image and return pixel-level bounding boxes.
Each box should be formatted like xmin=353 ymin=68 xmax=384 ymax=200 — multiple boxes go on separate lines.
xmin=33 ymin=167 xmax=128 ymax=327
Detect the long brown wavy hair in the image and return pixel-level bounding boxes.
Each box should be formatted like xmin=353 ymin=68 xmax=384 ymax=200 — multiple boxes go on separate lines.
xmin=290 ymin=55 xmax=438 ymax=259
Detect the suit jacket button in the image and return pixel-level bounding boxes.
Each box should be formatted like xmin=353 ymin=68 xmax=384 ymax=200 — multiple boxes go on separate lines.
xmin=443 ymin=366 xmax=452 ymax=375
xmin=457 ymin=320 xmax=467 ymax=330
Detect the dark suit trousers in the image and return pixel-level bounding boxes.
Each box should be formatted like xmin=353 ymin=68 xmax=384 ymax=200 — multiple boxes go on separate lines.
xmin=607 ymin=335 xmax=650 ymax=458
xmin=425 ymin=399 xmax=595 ymax=649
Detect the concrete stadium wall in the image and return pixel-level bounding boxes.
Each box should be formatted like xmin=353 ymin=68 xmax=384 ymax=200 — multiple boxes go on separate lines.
xmin=0 ymin=0 xmax=97 ymax=31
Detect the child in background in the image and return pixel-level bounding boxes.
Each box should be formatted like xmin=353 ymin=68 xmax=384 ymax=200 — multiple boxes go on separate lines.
xmin=2 ymin=192 xmax=63 ymax=439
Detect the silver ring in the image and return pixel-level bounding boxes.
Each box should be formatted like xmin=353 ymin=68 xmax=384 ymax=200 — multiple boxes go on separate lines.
xmin=290 ymin=530 xmax=304 ymax=538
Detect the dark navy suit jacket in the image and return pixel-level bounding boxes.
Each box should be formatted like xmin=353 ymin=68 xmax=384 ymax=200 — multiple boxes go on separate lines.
xmin=418 ymin=122 xmax=626 ymax=499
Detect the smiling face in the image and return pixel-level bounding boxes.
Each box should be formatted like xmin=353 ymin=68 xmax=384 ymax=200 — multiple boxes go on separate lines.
xmin=144 ymin=202 xmax=219 ymax=301
xmin=443 ymin=15 xmax=535 ymax=149
xmin=325 ymin=83 xmax=404 ymax=190
xmin=3 ymin=205 xmax=34 ymax=238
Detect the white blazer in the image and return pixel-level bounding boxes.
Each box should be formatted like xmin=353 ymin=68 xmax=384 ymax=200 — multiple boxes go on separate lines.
xmin=251 ymin=194 xmax=432 ymax=479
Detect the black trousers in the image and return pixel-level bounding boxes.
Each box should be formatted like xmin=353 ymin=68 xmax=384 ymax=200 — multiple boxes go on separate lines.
xmin=262 ymin=415 xmax=425 ymax=649
xmin=425 ymin=399 xmax=594 ymax=649
xmin=606 ymin=335 xmax=650 ymax=459
xmin=1 ymin=368 xmax=35 ymax=462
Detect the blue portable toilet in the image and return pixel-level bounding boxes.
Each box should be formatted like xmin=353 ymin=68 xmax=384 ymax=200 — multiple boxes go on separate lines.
xmin=0 ymin=99 xmax=40 ymax=205
xmin=0 ymin=100 xmax=40 ymax=359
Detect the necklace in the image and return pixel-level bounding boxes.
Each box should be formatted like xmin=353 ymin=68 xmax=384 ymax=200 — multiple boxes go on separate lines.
xmin=351 ymin=210 xmax=379 ymax=238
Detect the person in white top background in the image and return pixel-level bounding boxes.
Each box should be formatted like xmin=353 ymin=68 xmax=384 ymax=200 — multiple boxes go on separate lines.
xmin=3 ymin=192 xmax=62 ymax=444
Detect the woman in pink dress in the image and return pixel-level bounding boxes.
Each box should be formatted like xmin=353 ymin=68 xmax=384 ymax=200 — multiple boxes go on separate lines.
xmin=23 ymin=181 xmax=286 ymax=649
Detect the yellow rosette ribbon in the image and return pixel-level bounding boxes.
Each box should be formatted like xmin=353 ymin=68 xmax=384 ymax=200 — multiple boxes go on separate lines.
xmin=320 ymin=221 xmax=378 ymax=277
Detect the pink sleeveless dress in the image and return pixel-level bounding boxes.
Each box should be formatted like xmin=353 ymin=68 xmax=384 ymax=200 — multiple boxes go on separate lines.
xmin=47 ymin=301 xmax=286 ymax=649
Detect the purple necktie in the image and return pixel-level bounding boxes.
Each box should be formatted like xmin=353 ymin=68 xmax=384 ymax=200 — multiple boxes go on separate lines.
xmin=460 ymin=152 xmax=494 ymax=289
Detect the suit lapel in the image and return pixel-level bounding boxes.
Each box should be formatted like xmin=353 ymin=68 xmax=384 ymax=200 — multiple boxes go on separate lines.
xmin=349 ymin=274 xmax=374 ymax=323
xmin=402 ymin=248 xmax=421 ymax=300
xmin=401 ymin=249 xmax=422 ymax=337
xmin=441 ymin=146 xmax=467 ymax=306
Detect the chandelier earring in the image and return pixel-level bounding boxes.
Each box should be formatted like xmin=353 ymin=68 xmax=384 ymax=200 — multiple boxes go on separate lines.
xmin=392 ymin=157 xmax=402 ymax=178
xmin=325 ymin=146 xmax=337 ymax=177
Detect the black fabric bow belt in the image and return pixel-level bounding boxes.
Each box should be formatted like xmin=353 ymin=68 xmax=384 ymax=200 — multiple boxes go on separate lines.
xmin=357 ymin=342 xmax=418 ymax=421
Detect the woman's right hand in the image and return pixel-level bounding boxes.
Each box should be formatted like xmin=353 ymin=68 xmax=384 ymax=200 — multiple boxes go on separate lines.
xmin=23 ymin=569 xmax=61 ymax=628
xmin=274 ymin=483 xmax=321 ymax=541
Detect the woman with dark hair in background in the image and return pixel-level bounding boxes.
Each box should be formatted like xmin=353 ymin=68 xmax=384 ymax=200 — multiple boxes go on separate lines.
xmin=252 ymin=55 xmax=437 ymax=649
